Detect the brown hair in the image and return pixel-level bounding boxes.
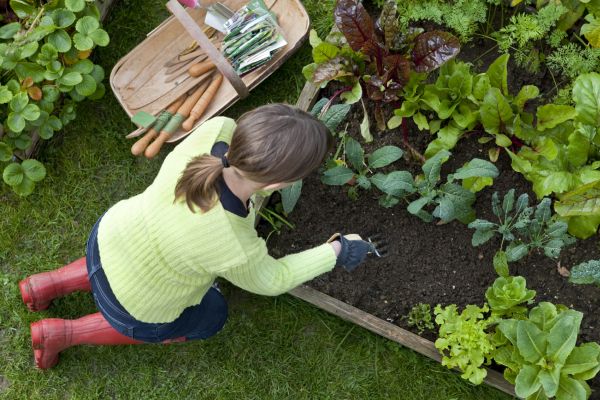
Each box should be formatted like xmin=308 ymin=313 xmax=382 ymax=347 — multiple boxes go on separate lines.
xmin=175 ymin=103 xmax=333 ymax=212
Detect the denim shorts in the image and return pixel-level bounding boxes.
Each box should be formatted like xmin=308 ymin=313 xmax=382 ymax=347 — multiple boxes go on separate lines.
xmin=86 ymin=216 xmax=228 ymax=343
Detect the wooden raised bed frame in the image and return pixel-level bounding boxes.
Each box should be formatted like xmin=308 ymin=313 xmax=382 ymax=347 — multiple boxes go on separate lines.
xmin=284 ymin=80 xmax=517 ymax=398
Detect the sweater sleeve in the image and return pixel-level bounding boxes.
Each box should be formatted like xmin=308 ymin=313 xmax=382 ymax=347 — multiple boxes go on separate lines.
xmin=219 ymin=240 xmax=337 ymax=296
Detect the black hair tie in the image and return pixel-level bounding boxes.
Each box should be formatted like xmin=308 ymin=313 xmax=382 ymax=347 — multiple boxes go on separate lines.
xmin=221 ymin=155 xmax=230 ymax=168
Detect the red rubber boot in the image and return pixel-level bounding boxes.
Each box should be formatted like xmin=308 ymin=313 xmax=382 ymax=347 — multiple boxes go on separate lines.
xmin=20 ymin=257 xmax=92 ymax=311
xmin=31 ymin=312 xmax=145 ymax=369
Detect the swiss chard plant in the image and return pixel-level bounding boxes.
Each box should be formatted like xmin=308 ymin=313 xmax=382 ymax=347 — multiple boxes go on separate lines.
xmin=303 ymin=0 xmax=460 ymax=130
xmin=1 ymin=0 xmax=108 ymax=196
xmin=468 ymin=190 xmax=576 ymax=276
xmin=569 ymin=259 xmax=600 ymax=287
xmin=495 ymin=302 xmax=600 ymax=400
xmin=507 ymin=72 xmax=600 ymax=238
xmin=392 ymin=54 xmax=541 ymax=161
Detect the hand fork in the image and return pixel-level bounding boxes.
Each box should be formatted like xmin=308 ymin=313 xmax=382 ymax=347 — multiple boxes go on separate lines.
xmin=366 ymin=234 xmax=389 ymax=258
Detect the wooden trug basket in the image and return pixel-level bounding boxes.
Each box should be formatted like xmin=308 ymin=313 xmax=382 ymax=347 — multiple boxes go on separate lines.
xmin=109 ymin=0 xmax=310 ymax=143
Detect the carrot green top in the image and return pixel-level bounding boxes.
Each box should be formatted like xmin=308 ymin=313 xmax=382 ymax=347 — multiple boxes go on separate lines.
xmin=97 ymin=117 xmax=336 ymax=323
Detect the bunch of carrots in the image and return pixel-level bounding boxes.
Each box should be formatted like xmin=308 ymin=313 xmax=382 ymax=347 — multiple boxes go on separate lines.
xmin=131 ymin=60 xmax=223 ymax=159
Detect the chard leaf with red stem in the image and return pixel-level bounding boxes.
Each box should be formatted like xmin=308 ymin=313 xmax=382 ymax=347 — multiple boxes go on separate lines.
xmin=334 ymin=0 xmax=376 ymax=52
xmin=412 ymin=31 xmax=460 ymax=73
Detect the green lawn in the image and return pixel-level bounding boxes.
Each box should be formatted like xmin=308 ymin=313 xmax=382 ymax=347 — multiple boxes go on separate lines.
xmin=0 ymin=0 xmax=513 ymax=398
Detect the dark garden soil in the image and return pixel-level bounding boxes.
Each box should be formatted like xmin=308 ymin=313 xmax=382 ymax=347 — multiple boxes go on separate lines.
xmin=257 ymin=41 xmax=600 ymax=395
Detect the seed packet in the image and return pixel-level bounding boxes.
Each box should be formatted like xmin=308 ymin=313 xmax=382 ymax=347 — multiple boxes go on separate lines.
xmin=221 ymin=0 xmax=287 ymax=75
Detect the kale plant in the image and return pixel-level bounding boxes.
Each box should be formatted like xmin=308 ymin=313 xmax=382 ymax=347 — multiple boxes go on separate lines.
xmin=468 ymin=190 xmax=576 ymax=276
xmin=321 ymin=133 xmax=404 ymax=201
xmin=569 ymin=259 xmax=600 ymax=287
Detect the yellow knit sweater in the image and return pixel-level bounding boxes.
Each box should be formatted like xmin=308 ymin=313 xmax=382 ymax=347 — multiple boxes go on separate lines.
xmin=97 ymin=117 xmax=336 ymax=323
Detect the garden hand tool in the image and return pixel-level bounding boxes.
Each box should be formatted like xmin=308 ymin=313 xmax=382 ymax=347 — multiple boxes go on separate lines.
xmin=165 ymin=59 xmax=215 ymax=83
xmin=164 ymin=53 xmax=208 ymax=77
xmin=182 ymin=72 xmax=223 ymax=131
xmin=366 ymin=234 xmax=389 ymax=258
xmin=130 ymin=95 xmax=186 ymax=156
xmin=327 ymin=233 xmax=381 ymax=272
xmin=144 ymin=79 xmax=211 ymax=159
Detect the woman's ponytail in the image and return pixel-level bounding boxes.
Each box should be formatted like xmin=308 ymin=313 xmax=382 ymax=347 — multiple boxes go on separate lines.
xmin=175 ymin=103 xmax=331 ymax=214
xmin=174 ymin=154 xmax=225 ymax=212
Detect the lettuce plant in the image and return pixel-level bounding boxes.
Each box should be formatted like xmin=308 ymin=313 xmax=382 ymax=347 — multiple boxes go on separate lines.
xmin=495 ymin=303 xmax=600 ymax=400
xmin=468 ymin=190 xmax=576 ymax=276
xmin=435 ymin=277 xmax=600 ymax=398
xmin=434 ymin=303 xmax=496 ymax=385
xmin=485 ymin=276 xmax=535 ymax=319
xmin=303 ymin=0 xmax=460 ymax=129
xmin=404 ymin=303 xmax=434 ymax=334
xmin=569 ymin=259 xmax=600 ymax=287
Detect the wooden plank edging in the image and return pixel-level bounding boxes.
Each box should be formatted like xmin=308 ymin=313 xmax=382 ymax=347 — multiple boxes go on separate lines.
xmin=288 ymin=285 xmax=516 ymax=397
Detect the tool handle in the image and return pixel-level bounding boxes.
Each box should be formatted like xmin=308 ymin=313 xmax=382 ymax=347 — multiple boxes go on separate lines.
xmin=182 ymin=74 xmax=223 ymax=131
xmin=133 ymin=96 xmax=185 ymax=157
xmin=189 ymin=60 xmax=215 ymax=77
xmin=176 ymin=80 xmax=211 ymax=118
xmin=144 ymin=131 xmax=171 ymax=159
xmin=131 ymin=128 xmax=159 ymax=156
xmin=144 ymin=83 xmax=208 ymax=159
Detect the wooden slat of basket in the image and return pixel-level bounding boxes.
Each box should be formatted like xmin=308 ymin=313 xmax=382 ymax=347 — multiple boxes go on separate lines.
xmin=109 ymin=0 xmax=310 ymax=143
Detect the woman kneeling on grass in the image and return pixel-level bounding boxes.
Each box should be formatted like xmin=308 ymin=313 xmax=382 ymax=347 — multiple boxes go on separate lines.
xmin=19 ymin=103 xmax=375 ymax=369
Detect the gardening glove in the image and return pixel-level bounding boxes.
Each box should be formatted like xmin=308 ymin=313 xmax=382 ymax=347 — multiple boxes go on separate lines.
xmin=327 ymin=233 xmax=374 ymax=272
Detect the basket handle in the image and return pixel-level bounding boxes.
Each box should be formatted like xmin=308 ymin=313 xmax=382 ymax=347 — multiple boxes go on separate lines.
xmin=166 ymin=0 xmax=250 ymax=99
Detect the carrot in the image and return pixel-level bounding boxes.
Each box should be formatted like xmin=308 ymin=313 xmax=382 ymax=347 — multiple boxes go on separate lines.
xmin=181 ymin=73 xmax=223 ymax=131
xmin=144 ymin=80 xmax=211 ymax=159
xmin=188 ymin=60 xmax=215 ymax=77
xmin=131 ymin=96 xmax=185 ymax=156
